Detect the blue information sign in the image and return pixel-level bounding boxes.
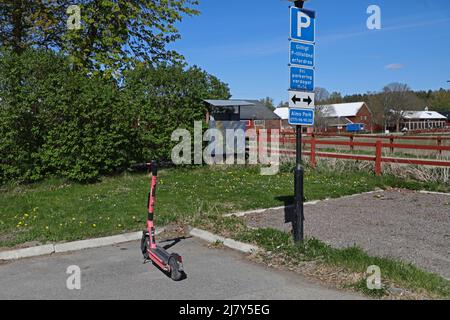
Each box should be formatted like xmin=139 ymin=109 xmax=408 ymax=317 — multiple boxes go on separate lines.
xmin=290 ymin=66 xmax=314 ymax=91
xmin=289 ymin=108 xmax=315 ymax=126
xmin=290 ymin=41 xmax=314 ymax=68
xmin=290 ymin=7 xmax=315 ymax=43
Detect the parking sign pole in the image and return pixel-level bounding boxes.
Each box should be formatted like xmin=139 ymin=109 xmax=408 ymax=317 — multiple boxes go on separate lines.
xmin=290 ymin=0 xmax=311 ymax=243
xmin=294 ymin=125 xmax=304 ymax=242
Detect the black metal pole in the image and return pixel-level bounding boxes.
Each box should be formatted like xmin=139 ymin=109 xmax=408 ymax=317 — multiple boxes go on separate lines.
xmin=294 ymin=0 xmax=305 ymax=9
xmin=292 ymin=0 xmax=305 ymax=243
xmin=293 ymin=125 xmax=304 ymax=242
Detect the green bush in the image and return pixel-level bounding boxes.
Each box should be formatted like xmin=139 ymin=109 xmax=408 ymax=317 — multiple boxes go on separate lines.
xmin=0 ymin=50 xmax=230 ymax=184
xmin=122 ymin=63 xmax=230 ymax=161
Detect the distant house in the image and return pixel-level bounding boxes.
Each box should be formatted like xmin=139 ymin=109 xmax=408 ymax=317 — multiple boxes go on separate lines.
xmin=399 ymin=109 xmax=448 ymax=131
xmin=204 ymin=99 xmax=281 ymax=130
xmin=203 ymin=99 xmax=281 ymax=158
xmin=317 ymin=102 xmax=374 ymax=133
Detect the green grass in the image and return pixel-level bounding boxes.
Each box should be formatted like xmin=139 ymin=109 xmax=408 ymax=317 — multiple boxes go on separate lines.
xmin=192 ymin=214 xmax=450 ymax=299
xmin=0 ymin=165 xmax=447 ymax=248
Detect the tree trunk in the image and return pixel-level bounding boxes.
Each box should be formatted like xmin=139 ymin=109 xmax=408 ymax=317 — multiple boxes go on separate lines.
xmin=11 ymin=0 xmax=25 ymax=54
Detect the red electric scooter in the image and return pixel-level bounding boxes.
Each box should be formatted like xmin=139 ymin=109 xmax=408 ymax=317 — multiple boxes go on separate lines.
xmin=134 ymin=161 xmax=184 ymax=281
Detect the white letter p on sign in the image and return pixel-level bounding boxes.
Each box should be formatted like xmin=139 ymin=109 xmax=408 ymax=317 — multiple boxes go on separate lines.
xmin=297 ymin=11 xmax=311 ymax=37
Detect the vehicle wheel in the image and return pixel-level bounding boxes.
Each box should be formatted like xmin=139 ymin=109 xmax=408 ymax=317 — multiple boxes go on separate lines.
xmin=141 ymin=233 xmax=149 ymax=260
xmin=169 ymin=257 xmax=182 ymax=281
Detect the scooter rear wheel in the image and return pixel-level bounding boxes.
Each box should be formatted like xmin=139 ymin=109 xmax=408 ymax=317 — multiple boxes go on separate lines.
xmin=169 ymin=257 xmax=182 ymax=281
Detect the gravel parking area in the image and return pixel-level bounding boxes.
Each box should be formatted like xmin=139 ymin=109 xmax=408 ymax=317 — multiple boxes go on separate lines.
xmin=243 ymin=189 xmax=450 ymax=279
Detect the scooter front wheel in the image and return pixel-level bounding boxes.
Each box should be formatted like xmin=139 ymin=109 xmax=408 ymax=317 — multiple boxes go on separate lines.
xmin=141 ymin=232 xmax=150 ymax=260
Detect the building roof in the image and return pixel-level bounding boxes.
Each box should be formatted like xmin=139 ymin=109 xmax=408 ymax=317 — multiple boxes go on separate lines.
xmin=238 ymin=100 xmax=280 ymax=120
xmin=205 ymin=99 xmax=280 ymax=120
xmin=274 ymin=107 xmax=289 ymax=120
xmin=318 ymin=102 xmax=368 ymax=118
xmin=204 ymin=100 xmax=254 ymax=107
xmin=403 ymin=110 xmax=447 ymax=120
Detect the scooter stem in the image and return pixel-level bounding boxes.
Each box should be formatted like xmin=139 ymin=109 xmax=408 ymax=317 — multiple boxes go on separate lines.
xmin=147 ymin=161 xmax=158 ymax=249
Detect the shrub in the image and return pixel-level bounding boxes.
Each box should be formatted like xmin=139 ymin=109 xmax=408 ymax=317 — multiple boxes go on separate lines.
xmin=0 ymin=50 xmax=230 ymax=184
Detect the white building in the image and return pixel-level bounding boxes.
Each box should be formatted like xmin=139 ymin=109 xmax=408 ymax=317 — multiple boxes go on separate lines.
xmin=401 ymin=108 xmax=447 ymax=131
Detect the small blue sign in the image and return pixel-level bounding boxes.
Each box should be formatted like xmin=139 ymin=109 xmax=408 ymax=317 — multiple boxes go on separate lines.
xmin=346 ymin=123 xmax=365 ymax=133
xmin=289 ymin=108 xmax=315 ymax=126
xmin=290 ymin=66 xmax=314 ymax=91
xmin=290 ymin=7 xmax=315 ymax=43
xmin=290 ymin=41 xmax=314 ymax=68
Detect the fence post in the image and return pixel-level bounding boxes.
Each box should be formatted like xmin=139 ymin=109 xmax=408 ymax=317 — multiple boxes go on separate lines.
xmin=350 ymin=135 xmax=354 ymax=151
xmin=437 ymin=137 xmax=442 ymax=156
xmin=375 ymin=140 xmax=382 ymax=176
xmin=390 ymin=137 xmax=394 ymax=153
xmin=310 ymin=135 xmax=316 ymax=168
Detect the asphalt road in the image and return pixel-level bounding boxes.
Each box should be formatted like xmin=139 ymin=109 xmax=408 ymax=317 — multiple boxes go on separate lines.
xmin=0 ymin=237 xmax=363 ymax=300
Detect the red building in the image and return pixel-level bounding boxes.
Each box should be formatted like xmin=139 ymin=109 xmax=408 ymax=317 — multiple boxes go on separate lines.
xmin=316 ymin=102 xmax=375 ymax=133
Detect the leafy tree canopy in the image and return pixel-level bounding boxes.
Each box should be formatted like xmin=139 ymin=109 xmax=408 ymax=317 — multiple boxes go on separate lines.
xmin=0 ymin=0 xmax=200 ymax=76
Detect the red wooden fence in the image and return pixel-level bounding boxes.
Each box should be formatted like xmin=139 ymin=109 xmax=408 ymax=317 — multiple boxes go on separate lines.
xmin=249 ymin=130 xmax=450 ymax=176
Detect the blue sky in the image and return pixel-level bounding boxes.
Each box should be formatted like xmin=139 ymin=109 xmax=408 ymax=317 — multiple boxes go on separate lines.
xmin=171 ymin=0 xmax=450 ymax=105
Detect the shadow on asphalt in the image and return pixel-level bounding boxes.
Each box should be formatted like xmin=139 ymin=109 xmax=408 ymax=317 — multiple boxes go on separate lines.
xmin=160 ymin=236 xmax=193 ymax=251
xmin=274 ymin=195 xmax=294 ymax=223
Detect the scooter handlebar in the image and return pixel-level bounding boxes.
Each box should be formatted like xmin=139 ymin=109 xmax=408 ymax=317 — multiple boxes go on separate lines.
xmin=130 ymin=161 xmax=158 ymax=175
xmin=130 ymin=163 xmax=151 ymax=171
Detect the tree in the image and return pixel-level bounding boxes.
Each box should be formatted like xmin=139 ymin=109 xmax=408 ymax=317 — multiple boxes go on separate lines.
xmin=314 ymin=104 xmax=333 ymax=132
xmin=122 ymin=63 xmax=230 ymax=161
xmin=277 ymin=101 xmax=288 ymax=108
xmin=327 ymin=91 xmax=343 ymax=104
xmin=429 ymin=89 xmax=450 ymax=111
xmin=259 ymin=97 xmax=275 ymax=111
xmin=381 ymin=82 xmax=424 ymax=132
xmin=314 ymin=87 xmax=330 ymax=102
xmin=0 ymin=0 xmax=71 ymax=54
xmin=0 ymin=0 xmax=200 ymax=75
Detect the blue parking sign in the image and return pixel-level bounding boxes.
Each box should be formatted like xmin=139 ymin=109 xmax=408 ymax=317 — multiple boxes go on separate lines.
xmin=289 ymin=108 xmax=315 ymax=126
xmin=290 ymin=7 xmax=315 ymax=43
xmin=290 ymin=66 xmax=314 ymax=91
xmin=290 ymin=41 xmax=314 ymax=68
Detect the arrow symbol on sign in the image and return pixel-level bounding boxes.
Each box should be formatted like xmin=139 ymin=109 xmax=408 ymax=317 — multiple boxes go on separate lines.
xmin=302 ymin=96 xmax=312 ymax=106
xmin=291 ymin=94 xmax=302 ymax=104
xmin=291 ymin=94 xmax=313 ymax=106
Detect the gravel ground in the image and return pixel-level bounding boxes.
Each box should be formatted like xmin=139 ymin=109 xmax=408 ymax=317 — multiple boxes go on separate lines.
xmin=243 ymin=189 xmax=450 ymax=279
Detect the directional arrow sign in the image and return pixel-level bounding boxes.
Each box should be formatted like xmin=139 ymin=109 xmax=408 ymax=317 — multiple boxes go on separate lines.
xmin=289 ymin=91 xmax=315 ymax=109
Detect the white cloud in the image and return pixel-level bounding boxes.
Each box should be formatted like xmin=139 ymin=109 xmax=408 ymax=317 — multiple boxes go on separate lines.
xmin=385 ymin=63 xmax=404 ymax=70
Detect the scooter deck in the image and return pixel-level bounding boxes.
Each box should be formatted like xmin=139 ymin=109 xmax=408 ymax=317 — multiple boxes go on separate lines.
xmin=150 ymin=246 xmax=171 ymax=264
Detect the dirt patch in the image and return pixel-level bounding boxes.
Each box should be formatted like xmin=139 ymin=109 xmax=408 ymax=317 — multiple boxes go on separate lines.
xmin=243 ymin=189 xmax=450 ymax=279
